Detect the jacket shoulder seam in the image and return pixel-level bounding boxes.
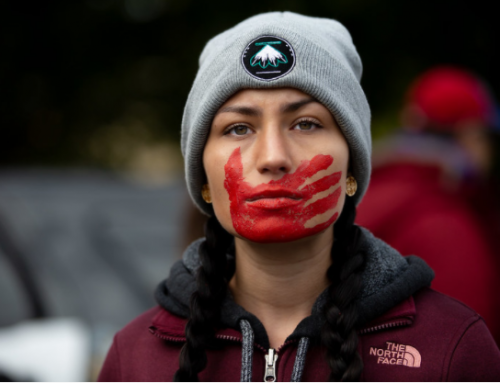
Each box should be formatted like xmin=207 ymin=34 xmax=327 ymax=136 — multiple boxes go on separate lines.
xmin=441 ymin=314 xmax=481 ymax=382
xmin=426 ymin=289 xmax=478 ymax=316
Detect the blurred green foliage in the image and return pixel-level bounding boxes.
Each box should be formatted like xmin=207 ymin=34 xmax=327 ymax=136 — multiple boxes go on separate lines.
xmin=1 ymin=0 xmax=498 ymax=169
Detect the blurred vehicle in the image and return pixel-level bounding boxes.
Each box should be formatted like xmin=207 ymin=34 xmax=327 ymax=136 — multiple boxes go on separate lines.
xmin=0 ymin=170 xmax=187 ymax=381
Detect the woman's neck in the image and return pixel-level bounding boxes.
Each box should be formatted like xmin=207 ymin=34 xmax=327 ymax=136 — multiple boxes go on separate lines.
xmin=229 ymin=229 xmax=333 ymax=349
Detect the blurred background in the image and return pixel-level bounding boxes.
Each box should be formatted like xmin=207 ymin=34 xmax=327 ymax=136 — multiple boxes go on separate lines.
xmin=1 ymin=0 xmax=499 ymax=380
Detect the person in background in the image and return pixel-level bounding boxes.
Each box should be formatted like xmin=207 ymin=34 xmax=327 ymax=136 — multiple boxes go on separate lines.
xmin=357 ymin=66 xmax=500 ymax=344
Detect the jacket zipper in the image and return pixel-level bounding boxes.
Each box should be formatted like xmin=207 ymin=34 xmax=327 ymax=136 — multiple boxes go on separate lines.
xmin=149 ymin=327 xmax=247 ymax=344
xmin=262 ymin=339 xmax=297 ymax=382
xmin=151 ymin=326 xmax=277 ymax=381
xmin=264 ymin=348 xmax=278 ymax=382
xmin=358 ymin=319 xmax=412 ymax=335
xmin=149 ymin=327 xmax=185 ymax=342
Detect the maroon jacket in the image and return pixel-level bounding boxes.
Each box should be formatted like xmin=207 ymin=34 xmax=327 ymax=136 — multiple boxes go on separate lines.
xmin=99 ymin=230 xmax=500 ymax=381
xmin=99 ymin=289 xmax=500 ymax=381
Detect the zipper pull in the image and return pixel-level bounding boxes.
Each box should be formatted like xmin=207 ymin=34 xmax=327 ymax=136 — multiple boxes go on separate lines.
xmin=264 ymin=348 xmax=278 ymax=382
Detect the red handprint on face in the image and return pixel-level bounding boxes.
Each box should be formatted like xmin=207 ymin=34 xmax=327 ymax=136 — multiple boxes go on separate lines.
xmin=224 ymin=147 xmax=342 ymax=243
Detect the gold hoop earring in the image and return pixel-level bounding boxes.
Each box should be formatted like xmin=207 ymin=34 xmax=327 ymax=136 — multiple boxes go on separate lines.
xmin=346 ymin=175 xmax=357 ymax=197
xmin=201 ymin=184 xmax=212 ymax=204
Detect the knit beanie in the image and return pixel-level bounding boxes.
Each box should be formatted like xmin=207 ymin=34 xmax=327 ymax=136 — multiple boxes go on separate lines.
xmin=181 ymin=11 xmax=372 ymax=216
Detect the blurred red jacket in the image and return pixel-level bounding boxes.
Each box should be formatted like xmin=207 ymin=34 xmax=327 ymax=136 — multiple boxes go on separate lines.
xmin=357 ymin=161 xmax=500 ymax=343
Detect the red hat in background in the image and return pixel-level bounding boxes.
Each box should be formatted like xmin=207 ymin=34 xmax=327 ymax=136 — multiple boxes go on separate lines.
xmin=406 ymin=66 xmax=496 ymax=131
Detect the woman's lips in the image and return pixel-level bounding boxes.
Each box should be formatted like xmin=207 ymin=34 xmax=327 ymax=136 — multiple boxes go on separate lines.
xmin=246 ymin=197 xmax=303 ymax=209
xmin=244 ymin=188 xmax=303 ymax=209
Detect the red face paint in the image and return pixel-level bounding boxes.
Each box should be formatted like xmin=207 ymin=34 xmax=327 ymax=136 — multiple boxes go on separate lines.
xmin=224 ymin=147 xmax=342 ymax=243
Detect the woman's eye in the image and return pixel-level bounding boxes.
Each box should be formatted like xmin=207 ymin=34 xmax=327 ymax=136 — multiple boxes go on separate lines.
xmin=227 ymin=125 xmax=250 ymax=136
xmin=294 ymin=120 xmax=320 ymax=131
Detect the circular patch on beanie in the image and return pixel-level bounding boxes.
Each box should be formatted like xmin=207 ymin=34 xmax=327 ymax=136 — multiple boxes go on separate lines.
xmin=241 ymin=36 xmax=296 ymax=81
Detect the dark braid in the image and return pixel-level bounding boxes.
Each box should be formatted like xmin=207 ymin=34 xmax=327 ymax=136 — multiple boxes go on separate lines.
xmin=322 ymin=196 xmax=366 ymax=381
xmin=174 ymin=215 xmax=233 ymax=381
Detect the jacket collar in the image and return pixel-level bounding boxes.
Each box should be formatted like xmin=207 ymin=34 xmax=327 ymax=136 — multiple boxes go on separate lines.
xmin=150 ymin=307 xmax=243 ymax=342
xmin=150 ymin=295 xmax=417 ymax=342
xmin=359 ymin=295 xmax=415 ymax=334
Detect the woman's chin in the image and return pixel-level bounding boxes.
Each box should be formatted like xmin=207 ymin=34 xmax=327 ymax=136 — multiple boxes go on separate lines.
xmin=233 ymin=218 xmax=335 ymax=244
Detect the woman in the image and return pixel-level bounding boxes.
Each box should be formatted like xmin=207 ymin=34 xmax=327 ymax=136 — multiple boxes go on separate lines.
xmin=99 ymin=12 xmax=500 ymax=381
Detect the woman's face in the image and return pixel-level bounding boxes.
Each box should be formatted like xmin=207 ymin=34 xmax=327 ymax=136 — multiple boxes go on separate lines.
xmin=203 ymin=88 xmax=349 ymax=243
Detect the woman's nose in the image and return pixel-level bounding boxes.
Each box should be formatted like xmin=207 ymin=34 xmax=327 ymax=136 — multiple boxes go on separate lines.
xmin=254 ymin=126 xmax=293 ymax=175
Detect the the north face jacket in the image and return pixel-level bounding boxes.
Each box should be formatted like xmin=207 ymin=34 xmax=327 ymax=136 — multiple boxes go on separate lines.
xmin=98 ymin=229 xmax=500 ymax=381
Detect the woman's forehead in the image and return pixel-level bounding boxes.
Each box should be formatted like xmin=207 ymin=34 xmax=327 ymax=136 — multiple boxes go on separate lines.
xmin=215 ymin=88 xmax=322 ymax=115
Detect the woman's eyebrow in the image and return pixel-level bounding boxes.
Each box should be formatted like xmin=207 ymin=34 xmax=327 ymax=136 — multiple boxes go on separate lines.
xmin=280 ymin=98 xmax=317 ymax=113
xmin=216 ymin=105 xmax=262 ymax=116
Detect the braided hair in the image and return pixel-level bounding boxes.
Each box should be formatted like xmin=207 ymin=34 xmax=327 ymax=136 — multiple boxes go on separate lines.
xmin=174 ymin=197 xmax=365 ymax=381
xmin=321 ymin=196 xmax=365 ymax=381
xmin=174 ymin=215 xmax=233 ymax=381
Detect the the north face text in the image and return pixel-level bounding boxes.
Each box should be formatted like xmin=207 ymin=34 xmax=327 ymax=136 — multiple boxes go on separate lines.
xmin=369 ymin=342 xmax=421 ymax=368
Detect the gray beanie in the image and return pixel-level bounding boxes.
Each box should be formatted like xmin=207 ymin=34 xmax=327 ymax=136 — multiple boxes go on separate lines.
xmin=181 ymin=11 xmax=371 ymax=216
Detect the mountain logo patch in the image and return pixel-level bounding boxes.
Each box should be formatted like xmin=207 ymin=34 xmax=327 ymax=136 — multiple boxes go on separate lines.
xmin=241 ymin=36 xmax=296 ymax=81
